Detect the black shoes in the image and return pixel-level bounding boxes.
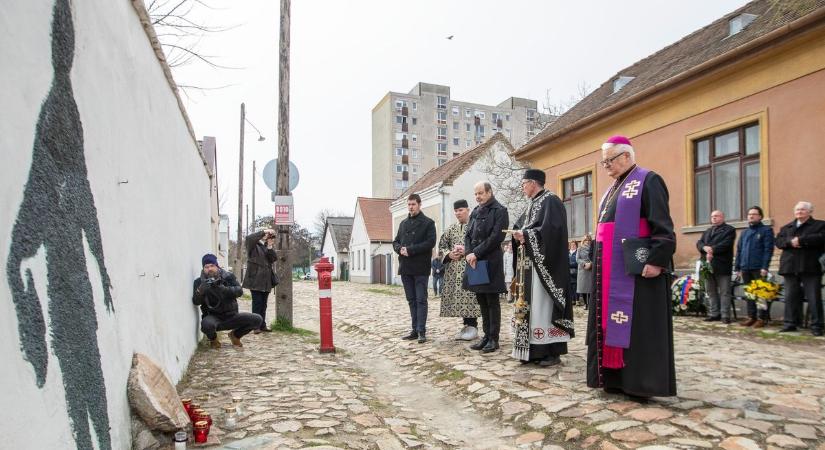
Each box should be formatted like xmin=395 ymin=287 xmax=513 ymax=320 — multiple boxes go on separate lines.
xmin=417 ymin=333 xmax=427 ymax=343
xmin=401 ymin=331 xmax=418 ymax=340
xmin=470 ymin=337 xmax=489 ymax=350
xmin=538 ymin=355 xmax=561 ymax=367
xmin=722 ymin=318 xmax=732 ymax=324
xmin=778 ymin=326 xmax=798 ymax=333
xmin=481 ymin=338 xmax=499 ymax=353
xmin=812 ymin=330 xmax=823 ymax=337
xmin=703 ymin=316 xmax=721 ymax=322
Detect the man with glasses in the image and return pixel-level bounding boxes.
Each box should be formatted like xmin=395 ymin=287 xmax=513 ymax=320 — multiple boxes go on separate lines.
xmin=586 ymin=135 xmax=677 ymax=399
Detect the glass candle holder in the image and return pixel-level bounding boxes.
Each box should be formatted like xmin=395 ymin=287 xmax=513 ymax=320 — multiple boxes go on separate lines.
xmin=173 ymin=430 xmax=187 ymax=450
xmin=181 ymin=398 xmax=192 ymax=417
xmin=193 ymin=421 xmax=208 ymax=443
xmin=231 ymin=395 xmax=244 ymax=416
xmin=223 ymin=405 xmax=237 ymax=429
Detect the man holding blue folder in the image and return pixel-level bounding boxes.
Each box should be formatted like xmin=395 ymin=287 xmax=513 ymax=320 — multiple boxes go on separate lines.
xmin=464 ymin=182 xmax=509 ymax=353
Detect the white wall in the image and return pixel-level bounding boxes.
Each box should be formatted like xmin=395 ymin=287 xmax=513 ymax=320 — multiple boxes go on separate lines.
xmin=0 ymin=1 xmax=210 ymax=449
xmin=349 ymin=203 xmax=371 ymax=282
xmin=321 ymin=226 xmax=340 ymax=278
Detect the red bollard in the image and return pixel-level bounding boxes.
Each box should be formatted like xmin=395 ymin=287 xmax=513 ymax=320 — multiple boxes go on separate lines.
xmin=314 ymin=257 xmax=335 ymax=353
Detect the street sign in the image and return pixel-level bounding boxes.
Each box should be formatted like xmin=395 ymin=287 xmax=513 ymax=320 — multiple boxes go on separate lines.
xmin=273 ymin=195 xmax=294 ymax=225
xmin=262 ymin=159 xmax=300 ymax=192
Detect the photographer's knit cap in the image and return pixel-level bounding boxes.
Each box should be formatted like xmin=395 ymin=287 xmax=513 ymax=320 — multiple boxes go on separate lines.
xmin=202 ymin=254 xmax=219 ymax=267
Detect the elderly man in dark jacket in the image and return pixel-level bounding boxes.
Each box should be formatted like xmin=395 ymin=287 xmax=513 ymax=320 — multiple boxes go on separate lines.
xmin=193 ymin=254 xmax=262 ymax=348
xmin=776 ymin=201 xmax=825 ymax=336
xmin=393 ymin=193 xmax=437 ymax=343
xmin=735 ymin=206 xmax=775 ymax=327
xmin=696 ymin=210 xmax=736 ymax=323
xmin=464 ymin=181 xmax=509 ymax=353
xmin=242 ymin=229 xmax=278 ymax=332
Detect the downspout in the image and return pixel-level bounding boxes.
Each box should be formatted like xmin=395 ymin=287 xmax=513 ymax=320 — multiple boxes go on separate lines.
xmin=438 ymin=185 xmax=447 ymax=237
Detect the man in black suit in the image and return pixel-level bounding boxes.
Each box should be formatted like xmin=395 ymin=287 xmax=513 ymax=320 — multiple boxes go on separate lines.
xmin=696 ymin=210 xmax=736 ymax=323
xmin=393 ymin=194 xmax=437 ymax=343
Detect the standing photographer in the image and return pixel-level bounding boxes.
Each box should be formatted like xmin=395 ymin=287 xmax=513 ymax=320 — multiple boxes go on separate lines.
xmin=242 ymin=228 xmax=279 ymax=333
xmin=193 ymin=254 xmax=262 ymax=348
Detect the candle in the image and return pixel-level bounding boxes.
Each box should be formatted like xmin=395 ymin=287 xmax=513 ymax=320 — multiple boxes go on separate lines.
xmin=173 ymin=431 xmax=187 ymax=450
xmin=193 ymin=421 xmax=208 ymax=443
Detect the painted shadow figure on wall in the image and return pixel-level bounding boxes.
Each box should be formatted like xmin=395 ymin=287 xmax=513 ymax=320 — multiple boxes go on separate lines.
xmin=6 ymin=0 xmax=114 ymax=449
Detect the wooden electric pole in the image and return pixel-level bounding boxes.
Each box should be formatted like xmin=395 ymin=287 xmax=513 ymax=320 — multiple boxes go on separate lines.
xmin=234 ymin=102 xmax=246 ymax=277
xmin=251 ymin=160 xmax=256 ymax=230
xmin=275 ymin=0 xmax=293 ymax=326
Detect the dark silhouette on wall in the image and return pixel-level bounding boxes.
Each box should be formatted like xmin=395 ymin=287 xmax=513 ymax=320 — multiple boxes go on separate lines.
xmin=5 ymin=0 xmax=114 ymax=448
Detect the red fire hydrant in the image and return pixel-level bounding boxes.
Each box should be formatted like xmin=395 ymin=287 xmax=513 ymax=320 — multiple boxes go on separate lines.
xmin=314 ymin=257 xmax=335 ymax=353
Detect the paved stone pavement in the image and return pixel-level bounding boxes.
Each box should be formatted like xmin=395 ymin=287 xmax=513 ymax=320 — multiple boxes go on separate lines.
xmin=177 ymin=281 xmax=825 ymax=450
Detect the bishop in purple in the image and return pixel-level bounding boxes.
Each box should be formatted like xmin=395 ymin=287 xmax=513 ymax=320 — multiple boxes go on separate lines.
xmin=585 ymin=135 xmax=677 ymax=398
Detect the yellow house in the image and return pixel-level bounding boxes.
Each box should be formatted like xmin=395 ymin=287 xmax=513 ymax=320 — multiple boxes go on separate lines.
xmin=514 ymin=0 xmax=825 ymax=269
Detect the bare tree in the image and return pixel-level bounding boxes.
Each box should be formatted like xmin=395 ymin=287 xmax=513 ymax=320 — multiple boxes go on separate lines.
xmin=477 ymin=139 xmax=530 ymax=222
xmin=312 ymin=209 xmax=348 ymax=239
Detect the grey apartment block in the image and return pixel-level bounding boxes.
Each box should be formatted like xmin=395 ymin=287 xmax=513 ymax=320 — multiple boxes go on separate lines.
xmin=372 ymin=82 xmax=541 ymax=199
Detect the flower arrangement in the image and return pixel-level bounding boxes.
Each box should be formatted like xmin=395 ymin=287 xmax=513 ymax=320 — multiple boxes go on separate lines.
xmin=671 ymin=275 xmax=706 ymax=315
xmin=744 ymin=277 xmax=782 ymax=311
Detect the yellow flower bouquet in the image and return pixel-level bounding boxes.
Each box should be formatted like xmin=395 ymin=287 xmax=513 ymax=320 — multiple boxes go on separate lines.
xmin=744 ymin=278 xmax=782 ymax=311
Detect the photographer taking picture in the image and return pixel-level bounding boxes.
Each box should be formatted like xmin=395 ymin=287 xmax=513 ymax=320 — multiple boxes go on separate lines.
xmin=193 ymin=254 xmax=262 ymax=349
xmin=242 ymin=228 xmax=279 ymax=333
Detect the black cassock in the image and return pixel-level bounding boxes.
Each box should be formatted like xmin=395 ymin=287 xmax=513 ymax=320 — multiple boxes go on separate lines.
xmin=511 ymin=190 xmax=574 ymax=361
xmin=586 ymin=169 xmax=677 ymax=397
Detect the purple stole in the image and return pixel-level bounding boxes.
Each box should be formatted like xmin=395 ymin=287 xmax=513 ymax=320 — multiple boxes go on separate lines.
xmin=597 ymin=166 xmax=649 ymax=368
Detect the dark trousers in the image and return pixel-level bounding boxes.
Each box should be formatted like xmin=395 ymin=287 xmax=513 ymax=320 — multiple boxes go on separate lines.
xmin=432 ymin=275 xmax=443 ymax=296
xmin=201 ymin=312 xmax=262 ymax=340
xmin=402 ymin=275 xmax=429 ymax=334
xmin=251 ymin=290 xmax=270 ymax=329
xmin=783 ymin=274 xmax=824 ymax=332
xmin=463 ymin=317 xmax=478 ymax=327
xmin=742 ymin=270 xmax=770 ymax=320
xmin=476 ymin=293 xmax=501 ymax=340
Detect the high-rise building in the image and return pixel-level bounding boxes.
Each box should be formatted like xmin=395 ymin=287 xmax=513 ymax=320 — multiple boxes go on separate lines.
xmin=372 ymin=82 xmax=541 ymax=199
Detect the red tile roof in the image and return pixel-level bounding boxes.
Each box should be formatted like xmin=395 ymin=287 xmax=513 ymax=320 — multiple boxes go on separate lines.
xmin=357 ymin=197 xmax=394 ymax=242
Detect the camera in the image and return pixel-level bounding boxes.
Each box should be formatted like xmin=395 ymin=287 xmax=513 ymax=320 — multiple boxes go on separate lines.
xmin=204 ymin=277 xmax=222 ymax=287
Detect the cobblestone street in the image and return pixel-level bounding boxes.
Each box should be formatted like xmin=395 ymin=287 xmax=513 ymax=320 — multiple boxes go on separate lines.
xmin=178 ymin=281 xmax=825 ymax=450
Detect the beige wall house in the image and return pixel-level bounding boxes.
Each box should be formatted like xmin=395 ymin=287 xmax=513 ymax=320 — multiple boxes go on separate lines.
xmin=514 ymin=0 xmax=825 ymax=270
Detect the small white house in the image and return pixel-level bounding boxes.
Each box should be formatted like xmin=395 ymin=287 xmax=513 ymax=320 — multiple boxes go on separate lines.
xmin=349 ymin=197 xmax=394 ymax=284
xmin=389 ymin=133 xmax=522 ymax=284
xmin=320 ymin=216 xmax=353 ymax=280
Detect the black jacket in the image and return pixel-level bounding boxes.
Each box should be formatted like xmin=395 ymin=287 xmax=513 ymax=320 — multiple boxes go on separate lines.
xmin=192 ymin=268 xmax=243 ymax=318
xmin=393 ymin=212 xmax=436 ymax=276
xmin=696 ymin=222 xmax=736 ymax=275
xmin=463 ymin=197 xmax=509 ymax=293
xmin=242 ymin=231 xmax=278 ymax=292
xmin=776 ymin=217 xmax=825 ymax=276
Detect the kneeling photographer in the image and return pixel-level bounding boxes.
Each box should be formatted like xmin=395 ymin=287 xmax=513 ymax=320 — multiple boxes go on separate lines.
xmin=192 ymin=254 xmax=262 ymax=348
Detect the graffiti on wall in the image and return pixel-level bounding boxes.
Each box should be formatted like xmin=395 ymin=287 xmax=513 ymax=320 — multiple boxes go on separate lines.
xmin=5 ymin=0 xmax=114 ymax=449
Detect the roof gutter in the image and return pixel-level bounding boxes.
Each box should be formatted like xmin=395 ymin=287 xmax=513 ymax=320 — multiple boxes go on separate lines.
xmin=515 ymin=6 xmax=825 ymax=157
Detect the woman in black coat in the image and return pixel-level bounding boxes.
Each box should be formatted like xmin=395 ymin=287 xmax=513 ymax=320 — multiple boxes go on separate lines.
xmin=242 ymin=229 xmax=278 ymax=332
xmin=463 ymin=182 xmax=509 ymax=352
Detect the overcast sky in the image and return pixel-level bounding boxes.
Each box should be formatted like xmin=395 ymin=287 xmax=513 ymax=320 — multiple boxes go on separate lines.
xmin=171 ymin=0 xmax=749 ymax=236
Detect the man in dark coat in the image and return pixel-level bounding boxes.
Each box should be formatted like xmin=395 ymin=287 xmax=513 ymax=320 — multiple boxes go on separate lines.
xmin=242 ymin=229 xmax=278 ymax=332
xmin=735 ymin=206 xmax=775 ymax=327
xmin=431 ymin=253 xmax=444 ymax=296
xmin=193 ymin=254 xmax=263 ymax=348
xmin=586 ymin=135 xmax=677 ymax=398
xmin=512 ymin=170 xmax=573 ymax=366
xmin=775 ymin=201 xmax=825 ymax=336
xmin=464 ymin=182 xmax=509 ymax=353
xmin=696 ymin=210 xmax=736 ymax=323
xmin=393 ymin=193 xmax=437 ymax=343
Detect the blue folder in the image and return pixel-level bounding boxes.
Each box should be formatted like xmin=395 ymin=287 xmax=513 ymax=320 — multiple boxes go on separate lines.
xmin=466 ymin=260 xmax=490 ymax=286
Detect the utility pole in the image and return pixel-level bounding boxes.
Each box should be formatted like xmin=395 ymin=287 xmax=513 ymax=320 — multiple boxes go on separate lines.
xmin=234 ymin=103 xmax=246 ymax=277
xmin=251 ymin=160 xmax=256 ymax=231
xmin=275 ymin=0 xmax=293 ymax=326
